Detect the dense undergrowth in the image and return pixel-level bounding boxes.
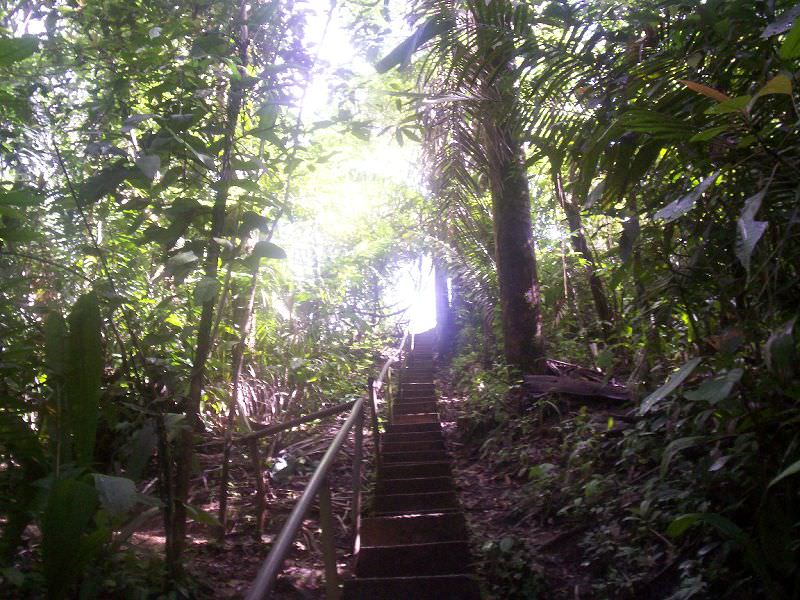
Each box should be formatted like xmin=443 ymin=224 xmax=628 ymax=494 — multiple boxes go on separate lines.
xmin=447 ymin=341 xmax=799 ymax=599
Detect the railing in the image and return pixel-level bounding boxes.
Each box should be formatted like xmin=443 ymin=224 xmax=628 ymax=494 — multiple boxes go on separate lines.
xmin=244 ymin=330 xmax=410 ymax=600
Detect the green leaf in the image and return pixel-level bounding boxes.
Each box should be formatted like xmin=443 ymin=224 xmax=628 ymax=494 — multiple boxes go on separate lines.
xmin=752 ymin=74 xmax=793 ymax=101
xmin=42 ymin=479 xmax=98 ymax=599
xmin=238 ymin=211 xmax=270 ymax=238
xmin=65 ymin=294 xmax=103 ymax=466
xmin=765 ymin=318 xmax=796 ymax=380
xmin=166 ymin=250 xmax=199 ymax=273
xmin=251 ymin=241 xmax=287 ymax=260
xmin=0 ymin=36 xmax=39 ymax=66
xmin=780 ymin=19 xmax=800 ymax=58
xmin=135 ymin=154 xmax=161 ymax=180
xmin=769 ymin=459 xmax=800 ymax=488
xmin=375 ymin=18 xmax=454 ymax=73
xmin=661 ymin=436 xmax=706 ymax=477
xmin=124 ymin=421 xmax=157 ymax=479
xmin=690 ymin=125 xmax=730 ymax=142
xmin=735 ymin=188 xmax=768 ymax=275
xmin=705 ymin=95 xmax=751 ymax=115
xmin=44 ymin=311 xmax=68 ymax=377
xmin=93 ymin=474 xmax=137 ymax=516
xmin=78 ymin=164 xmax=133 ymax=207
xmin=121 ymin=113 xmax=156 ymax=133
xmin=654 ymin=172 xmax=719 ymax=222
xmin=0 ymin=189 xmax=43 ymax=207
xmin=684 ymin=369 xmax=743 ymax=404
xmin=194 ymin=276 xmax=219 ymax=304
xmin=667 ymin=512 xmax=746 ymax=544
xmin=640 ymin=357 xmax=702 ymax=414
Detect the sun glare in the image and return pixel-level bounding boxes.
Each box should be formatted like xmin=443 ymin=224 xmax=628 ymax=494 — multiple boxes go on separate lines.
xmin=387 ymin=256 xmax=438 ymax=334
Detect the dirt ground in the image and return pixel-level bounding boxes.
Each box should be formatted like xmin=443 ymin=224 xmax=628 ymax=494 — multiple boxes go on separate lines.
xmin=129 ymin=414 xmax=373 ymax=599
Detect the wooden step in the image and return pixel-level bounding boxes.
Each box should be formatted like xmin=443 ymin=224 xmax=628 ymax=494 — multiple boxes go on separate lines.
xmin=386 ymin=422 xmax=441 ymax=434
xmin=373 ymin=490 xmax=459 ymax=514
xmin=379 ymin=461 xmax=451 ymax=480
xmin=382 ymin=439 xmax=445 ymax=453
xmin=393 ymin=401 xmax=438 ymax=415
xmin=383 ymin=430 xmax=443 ymax=444
xmin=382 ymin=449 xmax=449 ymax=464
xmin=360 ymin=512 xmax=468 ymax=546
xmin=391 ymin=413 xmax=439 ymax=425
xmin=343 ymin=575 xmax=482 ymax=600
xmin=355 ymin=541 xmax=472 ymax=577
xmin=376 ymin=476 xmax=454 ymax=495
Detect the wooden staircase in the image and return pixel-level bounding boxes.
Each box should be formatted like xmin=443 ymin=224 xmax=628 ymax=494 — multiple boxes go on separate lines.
xmin=343 ymin=331 xmax=482 ymax=599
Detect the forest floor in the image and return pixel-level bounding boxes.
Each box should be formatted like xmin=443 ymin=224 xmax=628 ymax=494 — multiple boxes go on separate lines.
xmin=439 ymin=381 xmax=628 ymax=600
xmin=129 ymin=415 xmax=371 ymax=599
xmin=129 ymin=375 xmax=624 ymax=599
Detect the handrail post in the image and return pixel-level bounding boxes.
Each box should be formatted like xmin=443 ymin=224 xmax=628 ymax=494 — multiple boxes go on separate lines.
xmin=319 ymin=478 xmax=340 ymax=599
xmin=387 ymin=365 xmax=393 ymax=418
xmin=367 ymin=377 xmax=381 ymax=469
xmin=351 ymin=402 xmax=363 ymax=545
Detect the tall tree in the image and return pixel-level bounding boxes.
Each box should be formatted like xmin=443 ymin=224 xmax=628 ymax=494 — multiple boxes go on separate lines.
xmin=379 ymin=0 xmax=545 ymax=371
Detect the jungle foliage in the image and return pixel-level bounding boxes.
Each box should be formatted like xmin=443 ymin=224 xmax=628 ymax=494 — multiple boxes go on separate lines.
xmin=377 ymin=0 xmax=800 ymax=597
xmin=0 ymin=0 xmax=419 ymax=596
xmin=2 ymin=0 xmax=800 ymax=599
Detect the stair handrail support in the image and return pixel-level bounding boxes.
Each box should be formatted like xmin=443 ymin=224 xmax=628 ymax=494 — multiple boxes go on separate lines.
xmin=244 ymin=328 xmax=410 ymax=599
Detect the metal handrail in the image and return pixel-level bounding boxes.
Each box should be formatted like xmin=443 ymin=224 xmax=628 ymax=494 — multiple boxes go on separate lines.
xmin=245 ymin=398 xmax=364 ymax=600
xmin=374 ymin=328 xmax=410 ymax=390
xmin=244 ymin=329 xmax=411 ymax=600
xmin=237 ymin=400 xmax=357 ymax=442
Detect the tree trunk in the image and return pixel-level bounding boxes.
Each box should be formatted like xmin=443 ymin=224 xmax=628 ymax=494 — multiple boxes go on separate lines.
xmin=167 ymin=1 xmax=249 ymax=575
xmin=433 ymin=259 xmax=454 ymax=358
xmin=552 ymin=164 xmax=613 ymax=329
xmin=482 ymin=114 xmax=544 ymax=372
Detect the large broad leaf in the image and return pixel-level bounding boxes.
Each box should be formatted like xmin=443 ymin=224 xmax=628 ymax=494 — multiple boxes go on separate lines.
xmin=78 ymin=163 xmax=133 ymax=207
xmin=667 ymin=512 xmax=747 ymax=544
xmin=735 ymin=188 xmax=768 ymax=275
xmin=135 ymin=154 xmax=161 ymax=180
xmin=640 ymin=357 xmax=702 ymax=414
xmin=684 ymin=369 xmax=743 ymax=404
xmin=765 ymin=318 xmax=796 ymax=380
xmin=238 ymin=211 xmax=270 ymax=238
xmin=0 ymin=36 xmax=39 ymax=66
xmin=251 ymin=241 xmax=287 ymax=260
xmin=779 ymin=18 xmax=800 ymax=58
xmin=65 ymin=294 xmax=103 ymax=466
xmin=375 ymin=17 xmax=454 ymax=73
xmin=124 ymin=421 xmax=157 ymax=479
xmin=0 ymin=189 xmax=43 ymax=207
xmin=41 ymin=479 xmax=98 ymax=599
xmin=165 ymin=250 xmax=199 ymax=274
xmin=194 ymin=276 xmax=219 ymax=304
xmin=752 ymin=74 xmax=793 ymax=101
xmin=654 ymin=172 xmax=719 ymax=222
xmin=44 ymin=311 xmax=68 ymax=377
xmin=121 ymin=113 xmax=156 ymax=133
xmin=93 ymin=474 xmax=137 ymax=516
xmin=661 ymin=436 xmax=706 ymax=477
xmin=762 ymin=5 xmax=800 ymax=38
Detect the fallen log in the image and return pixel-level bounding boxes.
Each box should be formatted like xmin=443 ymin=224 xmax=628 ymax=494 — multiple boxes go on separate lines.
xmin=523 ymin=374 xmax=632 ymax=401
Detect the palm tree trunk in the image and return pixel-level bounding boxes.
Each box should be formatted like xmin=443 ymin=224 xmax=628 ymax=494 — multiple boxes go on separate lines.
xmin=482 ymin=113 xmax=544 ymax=372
